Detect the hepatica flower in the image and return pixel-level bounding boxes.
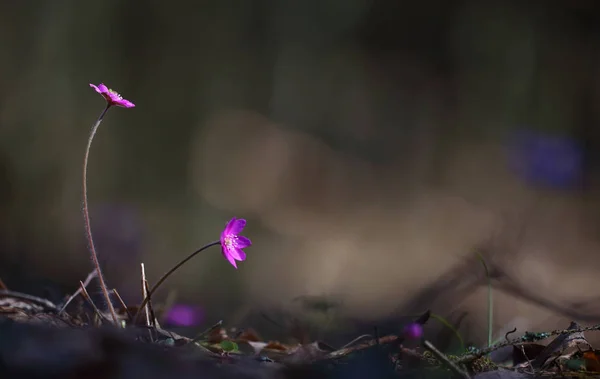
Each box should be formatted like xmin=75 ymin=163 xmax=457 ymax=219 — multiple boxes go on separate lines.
xmin=508 ymin=129 xmax=583 ymax=190
xmin=164 ymin=304 xmax=204 ymax=327
xmin=403 ymin=323 xmax=424 ymax=340
xmin=90 ymin=83 xmax=135 ymax=108
xmin=133 ymin=217 xmax=253 ymax=324
xmin=83 ymin=82 xmax=135 ymax=325
xmin=220 ymin=217 xmax=252 ymax=269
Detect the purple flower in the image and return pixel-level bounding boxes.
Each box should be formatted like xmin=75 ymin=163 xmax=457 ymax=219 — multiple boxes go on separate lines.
xmin=90 ymin=83 xmax=135 ymax=108
xmin=220 ymin=217 xmax=252 ymax=269
xmin=164 ymin=304 xmax=204 ymax=327
xmin=403 ymin=323 xmax=423 ymax=340
xmin=507 ymin=129 xmax=583 ymax=190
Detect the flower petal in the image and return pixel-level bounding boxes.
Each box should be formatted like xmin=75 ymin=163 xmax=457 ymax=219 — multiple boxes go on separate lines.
xmin=223 ymin=249 xmax=238 ymax=269
xmin=234 ymin=235 xmax=252 ymax=249
xmin=116 ymin=99 xmax=135 ymax=108
xmin=229 ymin=218 xmax=246 ymax=235
xmin=229 ymin=247 xmax=246 ymax=261
xmin=89 ymin=84 xmax=102 ymax=94
xmin=223 ymin=217 xmax=237 ymax=236
xmin=97 ymin=83 xmax=109 ymax=93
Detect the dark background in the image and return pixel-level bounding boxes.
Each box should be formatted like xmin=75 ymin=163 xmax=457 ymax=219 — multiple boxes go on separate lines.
xmin=1 ymin=0 xmax=600 ymax=347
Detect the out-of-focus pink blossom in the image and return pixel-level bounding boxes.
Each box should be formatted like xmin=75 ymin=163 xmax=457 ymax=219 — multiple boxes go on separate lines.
xmin=403 ymin=323 xmax=423 ymax=340
xmin=164 ymin=304 xmax=204 ymax=327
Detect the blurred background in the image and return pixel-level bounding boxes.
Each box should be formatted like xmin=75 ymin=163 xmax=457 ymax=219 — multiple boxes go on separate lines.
xmin=1 ymin=0 xmax=600 ymax=348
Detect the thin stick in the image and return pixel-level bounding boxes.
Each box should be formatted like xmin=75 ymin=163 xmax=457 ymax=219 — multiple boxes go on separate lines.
xmin=324 ymin=335 xmax=402 ymax=360
xmin=141 ymin=263 xmax=151 ymax=328
xmin=192 ymin=320 xmax=223 ymax=343
xmin=59 ymin=271 xmax=98 ymax=314
xmin=112 ymin=288 xmax=133 ymax=322
xmin=144 ymin=280 xmax=158 ymax=327
xmin=81 ymin=103 xmax=119 ymax=325
xmin=0 ymin=289 xmax=57 ymax=311
xmin=340 ymin=334 xmax=374 ymax=349
xmin=454 ymin=323 xmax=600 ymax=365
xmin=79 ymin=280 xmax=108 ymax=324
xmin=423 ymin=340 xmax=471 ymax=379
xmin=133 ymin=241 xmax=220 ymax=324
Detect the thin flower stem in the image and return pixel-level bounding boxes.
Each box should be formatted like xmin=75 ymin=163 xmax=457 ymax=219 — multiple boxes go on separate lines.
xmin=133 ymin=240 xmax=221 ymax=325
xmin=82 ymin=103 xmax=119 ymax=325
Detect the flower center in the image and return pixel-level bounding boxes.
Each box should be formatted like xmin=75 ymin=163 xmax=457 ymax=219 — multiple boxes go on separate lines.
xmin=108 ymin=89 xmax=123 ymax=100
xmin=223 ymin=236 xmax=234 ymax=248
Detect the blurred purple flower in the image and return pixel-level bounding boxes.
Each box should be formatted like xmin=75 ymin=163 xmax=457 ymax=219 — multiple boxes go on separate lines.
xmin=220 ymin=217 xmax=252 ymax=269
xmin=508 ymin=129 xmax=583 ymax=189
xmin=90 ymin=83 xmax=135 ymax=108
xmin=403 ymin=323 xmax=423 ymax=340
xmin=164 ymin=304 xmax=204 ymax=327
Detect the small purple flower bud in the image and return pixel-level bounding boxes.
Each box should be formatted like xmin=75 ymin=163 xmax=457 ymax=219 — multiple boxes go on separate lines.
xmin=403 ymin=323 xmax=423 ymax=340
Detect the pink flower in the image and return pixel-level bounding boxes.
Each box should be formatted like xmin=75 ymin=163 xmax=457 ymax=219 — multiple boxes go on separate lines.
xmin=164 ymin=304 xmax=204 ymax=327
xmin=89 ymin=83 xmax=135 ymax=108
xmin=220 ymin=217 xmax=251 ymax=269
xmin=403 ymin=323 xmax=423 ymax=340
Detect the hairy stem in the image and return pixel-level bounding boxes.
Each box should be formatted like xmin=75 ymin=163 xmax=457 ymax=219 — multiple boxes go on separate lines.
xmin=82 ymin=103 xmax=119 ymax=325
xmin=133 ymin=240 xmax=220 ymax=325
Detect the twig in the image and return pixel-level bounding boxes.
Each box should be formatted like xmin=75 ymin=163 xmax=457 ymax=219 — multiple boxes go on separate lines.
xmin=140 ymin=263 xmax=151 ymax=328
xmin=519 ymin=344 xmax=535 ymax=375
xmin=139 ymin=263 xmax=154 ymax=342
xmin=59 ymin=271 xmax=97 ymax=314
xmin=78 ymin=281 xmax=108 ymax=324
xmin=112 ymin=288 xmax=133 ymax=322
xmin=322 ymin=310 xmax=431 ymax=361
xmin=0 ymin=289 xmax=58 ymax=311
xmin=423 ymin=340 xmax=471 ymax=379
xmin=192 ymin=320 xmax=223 ymax=343
xmin=144 ymin=280 xmax=158 ymax=328
xmin=340 ymin=334 xmax=374 ymax=349
xmin=133 ymin=241 xmax=220 ymax=325
xmin=454 ymin=323 xmax=600 ymax=365
xmin=325 ymin=334 xmax=402 ymax=360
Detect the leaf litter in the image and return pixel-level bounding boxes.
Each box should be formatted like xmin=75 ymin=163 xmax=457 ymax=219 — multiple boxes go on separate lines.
xmin=2 ymin=276 xmax=600 ymax=379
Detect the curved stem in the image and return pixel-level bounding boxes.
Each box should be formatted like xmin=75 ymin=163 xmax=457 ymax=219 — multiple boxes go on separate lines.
xmin=133 ymin=240 xmax=221 ymax=325
xmin=82 ymin=103 xmax=119 ymax=325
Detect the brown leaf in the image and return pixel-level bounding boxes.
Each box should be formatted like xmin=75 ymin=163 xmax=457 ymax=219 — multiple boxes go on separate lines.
xmin=531 ymin=321 xmax=591 ymax=369
xmin=512 ymin=343 xmax=546 ymax=365
xmin=264 ymin=341 xmax=288 ymax=351
xmin=207 ymin=327 xmax=228 ymax=343
xmin=235 ymin=328 xmax=261 ymax=342
xmin=282 ymin=341 xmax=333 ymax=365
xmin=584 ymin=350 xmax=600 ymax=372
